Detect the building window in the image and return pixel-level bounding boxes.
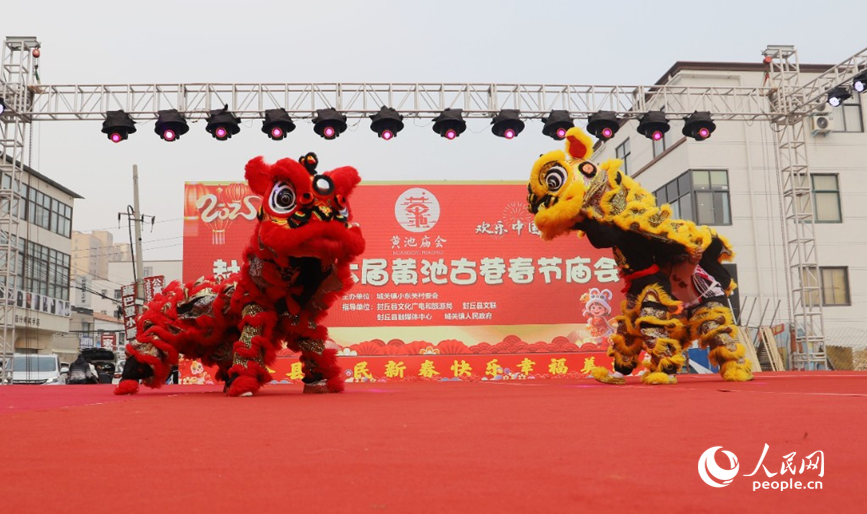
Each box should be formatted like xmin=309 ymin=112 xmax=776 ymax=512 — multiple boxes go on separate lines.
xmin=0 ymin=235 xmax=71 ymax=301
xmin=811 ymin=174 xmax=842 ymax=223
xmin=803 ymin=266 xmax=851 ymax=306
xmin=832 ymin=94 xmax=863 ymax=133
xmin=654 ymin=170 xmax=730 ymax=225
xmin=821 ymin=267 xmax=850 ymax=306
xmin=615 ymin=139 xmax=631 ymax=176
xmin=114 ymin=289 xmax=122 ymax=300
xmin=1 ymin=174 xmax=74 ymax=238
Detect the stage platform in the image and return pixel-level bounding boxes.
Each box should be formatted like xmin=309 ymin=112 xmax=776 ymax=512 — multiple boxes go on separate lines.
xmin=2 ymin=372 xmax=865 ymax=513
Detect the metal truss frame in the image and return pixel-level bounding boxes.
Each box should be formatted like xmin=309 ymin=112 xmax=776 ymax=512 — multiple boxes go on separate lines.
xmin=0 ymin=36 xmax=39 ymax=384
xmin=26 ymin=83 xmax=773 ymax=121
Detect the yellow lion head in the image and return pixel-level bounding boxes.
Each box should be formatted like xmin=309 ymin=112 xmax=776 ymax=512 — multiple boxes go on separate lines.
xmin=527 ymin=127 xmax=601 ymax=240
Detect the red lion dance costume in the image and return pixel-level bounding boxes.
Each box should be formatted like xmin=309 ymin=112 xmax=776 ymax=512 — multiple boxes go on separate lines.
xmin=115 ymin=152 xmax=365 ymax=397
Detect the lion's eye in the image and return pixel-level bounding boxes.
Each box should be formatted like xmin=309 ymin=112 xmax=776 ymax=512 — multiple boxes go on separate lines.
xmin=269 ymin=182 xmax=297 ymax=215
xmin=544 ymin=166 xmax=568 ymax=192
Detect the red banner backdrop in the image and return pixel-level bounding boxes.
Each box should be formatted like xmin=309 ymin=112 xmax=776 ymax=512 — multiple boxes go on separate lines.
xmin=181 ymin=181 xmax=626 ymax=382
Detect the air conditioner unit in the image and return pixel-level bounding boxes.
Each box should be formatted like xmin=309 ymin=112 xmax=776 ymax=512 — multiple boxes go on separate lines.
xmin=810 ymin=114 xmax=832 ymax=136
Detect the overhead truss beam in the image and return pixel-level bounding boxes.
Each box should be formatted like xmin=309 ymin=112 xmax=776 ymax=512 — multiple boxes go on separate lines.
xmin=15 ymin=83 xmax=775 ymax=121
xmin=789 ymin=46 xmax=867 ymax=116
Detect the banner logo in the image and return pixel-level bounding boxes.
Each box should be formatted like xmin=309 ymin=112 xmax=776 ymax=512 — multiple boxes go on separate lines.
xmin=395 ymin=188 xmax=439 ymax=233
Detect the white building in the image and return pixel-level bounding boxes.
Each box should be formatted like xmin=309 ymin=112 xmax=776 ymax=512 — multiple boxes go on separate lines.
xmin=1 ymin=157 xmax=81 ymax=364
xmin=592 ymin=61 xmax=865 ymax=355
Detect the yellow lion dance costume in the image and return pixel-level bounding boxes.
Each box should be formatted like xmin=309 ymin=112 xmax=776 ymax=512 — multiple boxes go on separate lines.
xmin=527 ymin=127 xmax=752 ymax=385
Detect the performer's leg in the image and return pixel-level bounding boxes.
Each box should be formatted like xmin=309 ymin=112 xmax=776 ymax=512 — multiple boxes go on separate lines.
xmin=592 ymin=299 xmax=644 ymax=385
xmin=225 ymin=304 xmax=278 ymax=397
xmin=114 ymin=317 xmax=179 ymax=395
xmin=689 ymin=299 xmax=753 ymax=382
xmin=634 ymin=285 xmax=685 ymax=385
xmin=298 ymin=338 xmax=345 ymax=394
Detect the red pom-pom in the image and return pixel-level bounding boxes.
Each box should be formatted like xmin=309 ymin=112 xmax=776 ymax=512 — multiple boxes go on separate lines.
xmin=114 ymin=380 xmax=139 ymax=395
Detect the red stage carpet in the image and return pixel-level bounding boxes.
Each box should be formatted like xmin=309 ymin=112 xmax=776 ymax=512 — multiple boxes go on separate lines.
xmin=1 ymin=372 xmax=865 ymax=513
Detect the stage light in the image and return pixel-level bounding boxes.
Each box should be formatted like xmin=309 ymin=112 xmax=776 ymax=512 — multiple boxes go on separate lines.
xmin=0 ymin=97 xmax=6 ymax=115
xmin=262 ymin=108 xmax=295 ymax=141
xmin=826 ymin=86 xmax=851 ymax=108
xmin=205 ymin=104 xmax=241 ymax=141
xmin=101 ymin=110 xmax=137 ymax=143
xmin=682 ymin=111 xmax=716 ymax=141
xmin=637 ymin=111 xmax=670 ymax=141
xmin=542 ymin=110 xmax=573 ymax=141
xmin=432 ymin=108 xmax=466 ymax=140
xmin=586 ymin=111 xmax=619 ymax=141
xmin=852 ymin=72 xmax=867 ymax=94
xmin=491 ymin=109 xmax=525 ymax=140
xmin=370 ymin=106 xmax=404 ymax=140
xmin=313 ymin=108 xmax=347 ymax=140
xmin=154 ymin=109 xmax=189 ymax=142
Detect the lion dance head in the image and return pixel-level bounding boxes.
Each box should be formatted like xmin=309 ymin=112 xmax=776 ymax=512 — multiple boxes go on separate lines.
xmin=245 ymin=152 xmax=366 ymax=265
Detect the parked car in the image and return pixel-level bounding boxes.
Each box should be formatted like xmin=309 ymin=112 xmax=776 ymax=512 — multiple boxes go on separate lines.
xmin=1 ymin=354 xmax=65 ymax=385
xmin=81 ymin=348 xmax=117 ymax=384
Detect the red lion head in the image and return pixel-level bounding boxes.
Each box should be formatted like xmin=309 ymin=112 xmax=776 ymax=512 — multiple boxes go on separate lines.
xmin=245 ymin=152 xmax=365 ymax=264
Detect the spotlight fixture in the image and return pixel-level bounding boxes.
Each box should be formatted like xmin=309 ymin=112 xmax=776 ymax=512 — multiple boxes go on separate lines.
xmin=313 ymin=108 xmax=348 ymax=140
xmin=826 ymin=86 xmax=851 ymax=108
xmin=682 ymin=111 xmax=716 ymax=141
xmin=637 ymin=111 xmax=670 ymax=141
xmin=206 ymin=104 xmax=241 ymax=141
xmin=852 ymin=72 xmax=867 ymax=94
xmin=101 ymin=110 xmax=137 ymax=143
xmin=154 ymin=109 xmax=189 ymax=142
xmin=491 ymin=109 xmax=525 ymax=140
xmin=541 ymin=110 xmax=573 ymax=140
xmin=262 ymin=108 xmax=295 ymax=141
xmin=370 ymin=106 xmax=404 ymax=140
xmin=0 ymin=97 xmax=6 ymax=116
xmin=586 ymin=111 xmax=619 ymax=141
xmin=432 ymin=108 xmax=466 ymax=140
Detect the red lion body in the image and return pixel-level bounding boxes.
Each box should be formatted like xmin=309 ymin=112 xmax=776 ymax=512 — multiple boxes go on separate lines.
xmin=115 ymin=153 xmax=365 ymax=396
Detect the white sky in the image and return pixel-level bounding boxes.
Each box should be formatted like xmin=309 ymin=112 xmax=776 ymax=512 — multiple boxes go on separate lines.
xmin=2 ymin=0 xmax=864 ymax=263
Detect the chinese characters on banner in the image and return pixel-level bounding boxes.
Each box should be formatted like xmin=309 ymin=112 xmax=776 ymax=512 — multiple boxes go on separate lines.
xmin=181 ymin=181 xmax=626 ymax=381
xmin=121 ymin=276 xmax=165 ymax=342
xmin=100 ymin=333 xmax=117 ymax=351
xmin=120 ymin=283 xmax=138 ymax=341
xmin=183 ymin=182 xmax=623 ymax=329
xmin=142 ymin=276 xmax=165 ymax=303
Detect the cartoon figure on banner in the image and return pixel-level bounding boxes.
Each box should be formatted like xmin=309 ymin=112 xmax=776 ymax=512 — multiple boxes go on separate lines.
xmin=116 ymin=152 xmax=365 ymax=397
xmin=181 ymin=360 xmax=216 ymax=385
xmin=526 ymin=127 xmax=752 ymax=386
xmin=580 ymin=288 xmax=614 ymax=346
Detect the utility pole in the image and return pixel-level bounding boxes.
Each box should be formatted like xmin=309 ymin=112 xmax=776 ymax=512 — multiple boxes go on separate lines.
xmin=132 ymin=165 xmax=145 ymax=304
xmin=118 ymin=165 xmax=154 ymax=309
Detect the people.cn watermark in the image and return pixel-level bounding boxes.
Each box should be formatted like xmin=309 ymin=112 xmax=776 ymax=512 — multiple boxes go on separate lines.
xmin=698 ymin=444 xmax=824 ymax=491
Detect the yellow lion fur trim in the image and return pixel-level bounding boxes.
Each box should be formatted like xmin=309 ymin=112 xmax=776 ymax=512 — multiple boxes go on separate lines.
xmin=719 ymin=359 xmax=754 ymax=382
xmin=635 ymin=283 xmax=683 ymax=315
xmin=591 ymin=366 xmax=611 ymax=380
xmin=529 ymin=150 xmax=590 ymax=241
xmin=688 ymin=305 xmax=736 ymax=346
xmin=708 ymin=343 xmax=746 ymax=366
xmin=713 ymin=230 xmax=736 ymax=262
xmin=641 ymin=371 xmax=677 ymax=385
xmin=725 ymin=279 xmax=738 ymax=296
